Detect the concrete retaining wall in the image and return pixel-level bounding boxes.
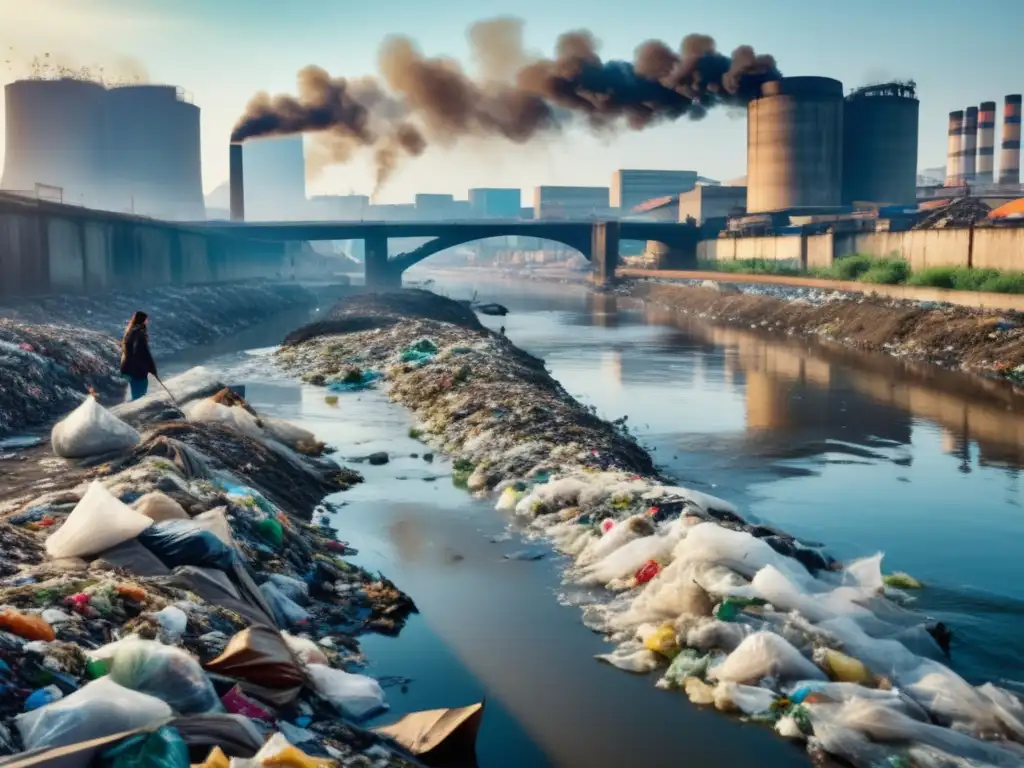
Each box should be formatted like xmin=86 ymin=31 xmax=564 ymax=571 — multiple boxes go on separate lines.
xmin=699 ymin=235 xmax=804 ymax=265
xmin=0 ymin=205 xmax=289 ymax=299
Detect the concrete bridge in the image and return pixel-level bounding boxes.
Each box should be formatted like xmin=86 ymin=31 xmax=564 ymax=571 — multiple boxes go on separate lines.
xmin=196 ymin=218 xmax=700 ymax=287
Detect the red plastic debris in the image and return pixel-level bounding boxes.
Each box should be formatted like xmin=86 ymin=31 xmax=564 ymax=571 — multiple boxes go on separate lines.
xmin=646 ymin=506 xmax=659 ymax=516
xmin=635 ymin=560 xmax=661 ymax=584
xmin=325 ymin=541 xmax=346 ymax=552
xmin=600 ymin=518 xmax=615 ymax=534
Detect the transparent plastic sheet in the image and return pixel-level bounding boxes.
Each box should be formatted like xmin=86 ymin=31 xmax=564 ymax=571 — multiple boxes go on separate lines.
xmin=671 ymin=523 xmax=815 ymax=586
xmin=305 ymin=663 xmax=386 ymax=719
xmin=576 ymin=519 xmax=686 ymax=586
xmin=15 ymin=676 xmax=173 ymax=751
xmin=51 ymin=396 xmax=141 ymax=459
xmin=108 ymin=637 xmax=222 ymax=715
xmin=710 ymin=631 xmax=827 ymax=684
xmin=594 ymin=642 xmax=660 ymax=674
xmin=784 ymin=680 xmax=930 ymax=722
xmin=714 ymin=682 xmax=777 ymax=715
xmin=46 ymin=481 xmax=154 ymax=560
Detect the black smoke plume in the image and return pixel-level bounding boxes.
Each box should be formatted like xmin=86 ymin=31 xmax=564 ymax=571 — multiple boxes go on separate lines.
xmin=232 ymin=17 xmax=779 ymax=191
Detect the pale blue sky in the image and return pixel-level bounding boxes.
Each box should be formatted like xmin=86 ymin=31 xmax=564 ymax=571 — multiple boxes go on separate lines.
xmin=2 ymin=0 xmax=1021 ymax=203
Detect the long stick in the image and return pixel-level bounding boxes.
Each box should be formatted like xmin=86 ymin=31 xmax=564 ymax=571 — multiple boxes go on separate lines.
xmin=154 ymin=375 xmax=179 ymax=406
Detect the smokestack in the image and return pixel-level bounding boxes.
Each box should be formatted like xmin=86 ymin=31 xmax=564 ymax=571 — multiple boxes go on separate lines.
xmin=999 ymin=94 xmax=1021 ymax=186
xmin=961 ymin=106 xmax=978 ymax=184
xmin=945 ymin=110 xmax=964 ymax=186
xmin=977 ymin=101 xmax=996 ymax=184
xmin=229 ymin=142 xmax=245 ymax=221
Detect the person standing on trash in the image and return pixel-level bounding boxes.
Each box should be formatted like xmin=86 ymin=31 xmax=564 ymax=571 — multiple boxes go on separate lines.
xmin=120 ymin=311 xmax=158 ymax=401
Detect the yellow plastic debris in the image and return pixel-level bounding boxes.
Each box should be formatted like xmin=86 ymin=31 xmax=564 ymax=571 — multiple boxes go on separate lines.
xmin=684 ymin=676 xmax=716 ymax=705
xmin=262 ymin=744 xmax=336 ymax=768
xmin=883 ymin=571 xmax=923 ymax=589
xmin=816 ymin=648 xmax=874 ymax=685
xmin=192 ymin=746 xmax=230 ymax=768
xmin=643 ymin=624 xmax=680 ymax=659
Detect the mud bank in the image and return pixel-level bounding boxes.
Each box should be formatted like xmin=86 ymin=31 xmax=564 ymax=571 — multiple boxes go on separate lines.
xmin=621 ymin=279 xmax=1024 ymax=387
xmin=0 ymin=281 xmax=350 ymax=437
xmin=0 ymin=365 xmax=429 ymax=766
xmin=278 ymin=290 xmax=1024 ymax=767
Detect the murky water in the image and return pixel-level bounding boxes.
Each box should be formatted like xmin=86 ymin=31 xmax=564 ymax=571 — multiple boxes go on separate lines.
xmin=196 ymin=276 xmax=1024 ymax=767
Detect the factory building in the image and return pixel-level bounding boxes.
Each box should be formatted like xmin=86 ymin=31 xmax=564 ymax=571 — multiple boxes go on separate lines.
xmin=468 ymin=188 xmax=521 ymax=218
xmin=746 ymin=77 xmax=845 ymax=214
xmin=610 ymin=169 xmax=698 ymax=212
xmin=678 ymin=185 xmax=749 ymax=226
xmin=533 ymin=185 xmax=610 ymax=219
xmin=241 ymin=135 xmax=307 ymax=221
xmin=414 ymin=193 xmax=456 ymax=218
xmin=0 ymin=78 xmax=204 ymax=219
xmin=841 ymin=82 xmax=919 ymax=205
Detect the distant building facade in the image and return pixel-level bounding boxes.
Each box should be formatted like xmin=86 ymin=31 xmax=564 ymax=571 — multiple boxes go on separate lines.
xmin=414 ymin=193 xmax=456 ymax=218
xmin=242 ymin=135 xmax=307 ymax=220
xmin=611 ymin=169 xmax=698 ymax=213
xmin=677 ymin=185 xmax=748 ymax=225
xmin=469 ymin=188 xmax=521 ymax=218
xmin=533 ymin=186 xmax=610 ymax=219
xmin=308 ymin=194 xmax=369 ymax=220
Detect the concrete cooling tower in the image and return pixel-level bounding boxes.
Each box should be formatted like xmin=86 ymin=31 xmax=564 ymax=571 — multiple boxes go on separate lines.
xmin=841 ymin=82 xmax=919 ymax=205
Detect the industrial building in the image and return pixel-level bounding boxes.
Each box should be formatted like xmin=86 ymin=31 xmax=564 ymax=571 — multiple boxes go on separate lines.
xmin=414 ymin=193 xmax=455 ymax=218
xmin=610 ymin=170 xmax=698 ymax=212
xmin=468 ymin=188 xmax=521 ymax=218
xmin=533 ymin=185 xmax=610 ymax=219
xmin=945 ymin=94 xmax=1021 ymax=189
xmin=678 ymin=185 xmax=749 ymax=226
xmin=0 ymin=78 xmax=204 ymax=220
xmin=241 ymin=135 xmax=307 ymax=221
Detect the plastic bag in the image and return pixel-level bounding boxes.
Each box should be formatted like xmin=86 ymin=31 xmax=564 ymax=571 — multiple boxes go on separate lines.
xmin=685 ymin=677 xmax=716 ymax=705
xmin=184 ymin=400 xmax=263 ymax=439
xmin=108 ymin=637 xmax=222 ymax=715
xmin=714 ymin=682 xmax=776 ymax=715
xmin=260 ymin=582 xmax=311 ymax=627
xmin=46 ymin=481 xmax=154 ymax=560
xmin=814 ymin=648 xmax=874 ymax=685
xmin=306 ymin=663 xmax=386 ymax=719
xmin=152 ymin=606 xmax=188 ymax=643
xmin=643 ymin=624 xmax=680 ymax=659
xmin=138 ymin=519 xmax=235 ymax=571
xmin=232 ymin=732 xmax=334 ymax=768
xmin=133 ymin=492 xmax=190 ymax=523
xmin=16 ymin=676 xmax=172 ymax=751
xmin=659 ymin=649 xmax=712 ymax=690
xmin=282 ymin=632 xmax=329 ymax=666
xmin=269 ymin=575 xmax=309 ymax=605
xmin=710 ymin=632 xmax=827 ymax=685
xmin=262 ymin=417 xmax=317 ymax=451
xmin=99 ymin=725 xmax=189 ymax=768
xmin=51 ymin=396 xmax=141 ymax=459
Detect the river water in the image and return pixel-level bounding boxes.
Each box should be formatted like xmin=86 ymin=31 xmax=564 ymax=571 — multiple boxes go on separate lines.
xmin=179 ymin=276 xmax=1024 ymax=767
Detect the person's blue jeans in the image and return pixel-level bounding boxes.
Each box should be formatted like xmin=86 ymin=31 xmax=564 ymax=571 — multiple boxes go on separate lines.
xmin=126 ymin=376 xmax=149 ymax=401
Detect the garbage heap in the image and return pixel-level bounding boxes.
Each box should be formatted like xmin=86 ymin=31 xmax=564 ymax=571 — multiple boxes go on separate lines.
xmin=279 ymin=290 xmax=1024 ymax=767
xmin=0 ymin=366 xmax=425 ymax=767
xmin=0 ymin=320 xmax=123 ymax=437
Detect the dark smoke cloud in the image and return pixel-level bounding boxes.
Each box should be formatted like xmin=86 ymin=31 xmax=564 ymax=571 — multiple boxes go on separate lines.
xmin=232 ymin=18 xmax=780 ymax=191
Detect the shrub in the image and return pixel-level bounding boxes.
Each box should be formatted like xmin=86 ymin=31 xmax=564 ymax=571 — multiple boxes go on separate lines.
xmin=859 ymin=258 xmax=911 ymax=285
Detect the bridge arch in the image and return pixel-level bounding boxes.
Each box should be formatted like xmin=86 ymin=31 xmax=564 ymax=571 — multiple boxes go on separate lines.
xmin=388 ymin=230 xmax=592 ymax=274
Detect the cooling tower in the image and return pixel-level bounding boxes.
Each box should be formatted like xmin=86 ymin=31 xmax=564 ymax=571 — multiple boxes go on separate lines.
xmin=945 ymin=111 xmax=964 ymax=186
xmin=977 ymin=101 xmax=996 ymax=184
xmin=841 ymin=82 xmax=919 ymax=205
xmin=961 ymin=106 xmax=979 ymax=184
xmin=1 ymin=79 xmax=107 ymax=205
xmin=104 ymin=85 xmax=204 ymax=219
xmin=999 ymin=95 xmax=1021 ymax=186
xmin=230 ymin=142 xmax=245 ymax=221
xmin=746 ymin=77 xmax=844 ymax=214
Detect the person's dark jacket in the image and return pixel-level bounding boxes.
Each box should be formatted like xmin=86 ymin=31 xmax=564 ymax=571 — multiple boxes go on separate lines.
xmin=120 ymin=326 xmax=157 ymax=380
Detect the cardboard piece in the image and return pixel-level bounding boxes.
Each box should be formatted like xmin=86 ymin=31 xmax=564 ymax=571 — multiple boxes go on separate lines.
xmin=374 ymin=701 xmax=484 ymax=759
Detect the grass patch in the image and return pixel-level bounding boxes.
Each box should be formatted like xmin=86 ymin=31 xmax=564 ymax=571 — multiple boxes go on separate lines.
xmin=908 ymin=267 xmax=1024 ymax=294
xmin=697 ymin=259 xmax=804 ymax=277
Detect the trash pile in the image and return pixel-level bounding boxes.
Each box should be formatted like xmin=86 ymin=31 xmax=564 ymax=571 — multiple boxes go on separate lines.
xmin=0 ymin=320 xmax=123 ymax=437
xmin=278 ymin=290 xmax=1024 ymax=766
xmin=0 ymin=365 xmax=438 ymax=767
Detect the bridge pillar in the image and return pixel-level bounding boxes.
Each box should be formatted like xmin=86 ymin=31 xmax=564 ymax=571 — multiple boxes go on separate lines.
xmin=364 ymin=232 xmax=401 ymax=289
xmin=590 ymin=221 xmax=620 ymax=286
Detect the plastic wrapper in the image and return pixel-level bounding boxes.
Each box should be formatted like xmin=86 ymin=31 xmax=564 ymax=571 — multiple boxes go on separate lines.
xmin=98 ymin=725 xmax=189 ymax=768
xmin=305 ymin=663 xmax=386 ymax=719
xmin=133 ymin=491 xmax=190 ymax=522
xmin=138 ymin=519 xmax=235 ymax=571
xmin=260 ymin=582 xmax=311 ymax=627
xmin=108 ymin=637 xmax=222 ymax=715
xmin=51 ymin=396 xmax=141 ymax=459
xmin=46 ymin=481 xmax=154 ymax=560
xmin=15 ymin=676 xmax=173 ymax=751
xmin=710 ymin=632 xmax=827 ymax=684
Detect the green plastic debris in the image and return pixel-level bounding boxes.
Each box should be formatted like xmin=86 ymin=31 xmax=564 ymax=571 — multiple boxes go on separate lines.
xmin=401 ymin=338 xmax=439 ymax=365
xmin=255 ymin=518 xmax=284 ymax=548
xmin=714 ymin=596 xmax=768 ymax=622
xmin=87 ymin=658 xmax=109 ymax=679
xmin=788 ymin=704 xmax=811 ymax=733
xmin=452 ymin=469 xmax=472 ymax=488
xmin=661 ymin=649 xmax=711 ymax=689
xmin=883 ymin=572 xmax=923 ymax=589
xmin=100 ymin=726 xmax=189 ymax=768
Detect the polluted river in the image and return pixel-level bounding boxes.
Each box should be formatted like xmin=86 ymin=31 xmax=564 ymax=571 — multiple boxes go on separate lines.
xmin=152 ymin=275 xmax=1024 ymax=768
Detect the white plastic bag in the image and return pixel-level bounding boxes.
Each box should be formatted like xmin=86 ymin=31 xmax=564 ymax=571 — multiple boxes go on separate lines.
xmin=715 ymin=682 xmax=776 ymax=715
xmin=184 ymin=399 xmax=263 ymax=439
xmin=133 ymin=491 xmax=189 ymax=523
xmin=107 ymin=636 xmax=221 ymax=715
xmin=16 ymin=676 xmax=172 ymax=751
xmin=710 ymin=631 xmax=826 ymax=684
xmin=45 ymin=481 xmax=154 ymax=560
xmin=51 ymin=397 xmax=141 ymax=459
xmin=262 ymin=417 xmax=317 ymax=450
xmin=306 ymin=663 xmax=386 ymax=719
xmin=152 ymin=605 xmax=188 ymax=643
xmin=282 ymin=632 xmax=329 ymax=666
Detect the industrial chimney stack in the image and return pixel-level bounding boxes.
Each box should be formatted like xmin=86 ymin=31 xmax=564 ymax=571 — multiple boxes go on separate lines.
xmin=999 ymin=94 xmax=1021 ymax=186
xmin=945 ymin=111 xmax=964 ymax=186
xmin=976 ymin=101 xmax=996 ymax=184
xmin=961 ymin=106 xmax=978 ymax=184
xmin=229 ymin=142 xmax=245 ymax=221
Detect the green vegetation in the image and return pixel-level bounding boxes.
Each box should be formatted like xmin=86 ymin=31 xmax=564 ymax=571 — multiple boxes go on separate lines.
xmin=702 ymin=254 xmax=1024 ymax=294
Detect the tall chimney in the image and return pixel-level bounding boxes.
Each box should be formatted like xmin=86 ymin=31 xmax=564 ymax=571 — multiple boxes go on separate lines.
xmin=945 ymin=110 xmax=964 ymax=186
xmin=977 ymin=101 xmax=996 ymax=184
xmin=229 ymin=142 xmax=245 ymax=221
xmin=999 ymin=94 xmax=1021 ymax=186
xmin=961 ymin=106 xmax=978 ymax=184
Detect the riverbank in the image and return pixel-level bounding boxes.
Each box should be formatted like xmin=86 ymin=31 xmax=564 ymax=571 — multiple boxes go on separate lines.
xmin=619 ymin=278 xmax=1024 ymax=387
xmin=278 ymin=289 xmax=1024 ymax=766
xmin=0 ymin=280 xmax=351 ymax=437
xmin=0 ymin=363 xmax=430 ymax=765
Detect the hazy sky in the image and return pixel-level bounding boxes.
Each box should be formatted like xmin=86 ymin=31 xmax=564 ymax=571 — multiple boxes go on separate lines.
xmin=2 ymin=0 xmax=1021 ymax=204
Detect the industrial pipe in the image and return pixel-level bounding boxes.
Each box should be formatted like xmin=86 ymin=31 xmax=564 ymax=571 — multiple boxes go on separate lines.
xmin=961 ymin=106 xmax=978 ymax=184
xmin=945 ymin=110 xmax=964 ymax=186
xmin=999 ymin=95 xmax=1021 ymax=186
xmin=977 ymin=101 xmax=996 ymax=184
